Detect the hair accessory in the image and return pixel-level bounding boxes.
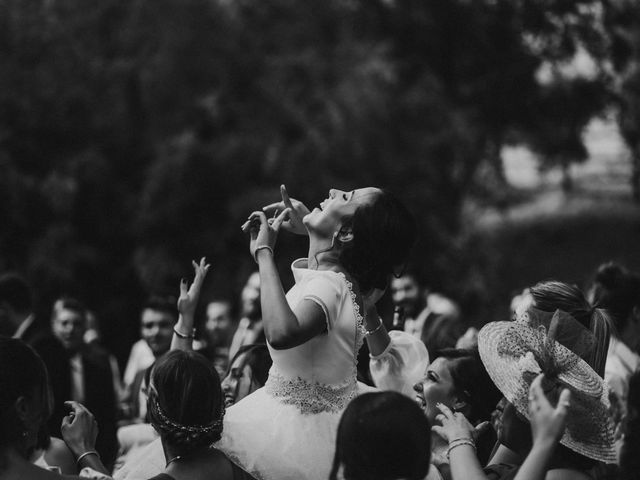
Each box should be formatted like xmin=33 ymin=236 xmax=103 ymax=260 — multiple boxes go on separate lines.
xmin=478 ymin=308 xmax=616 ymax=463
xmin=76 ymin=450 xmax=100 ymax=465
xmin=173 ymin=327 xmax=195 ymax=340
xmin=151 ymin=397 xmax=224 ymax=435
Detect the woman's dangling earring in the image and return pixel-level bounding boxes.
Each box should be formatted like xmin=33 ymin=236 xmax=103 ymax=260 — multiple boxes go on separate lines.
xmin=330 ymin=231 xmax=338 ymax=250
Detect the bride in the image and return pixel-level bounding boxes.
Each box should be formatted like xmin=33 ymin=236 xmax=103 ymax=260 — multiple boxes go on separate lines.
xmin=217 ymin=185 xmax=417 ymax=480
xmin=114 ymin=185 xmax=423 ymax=480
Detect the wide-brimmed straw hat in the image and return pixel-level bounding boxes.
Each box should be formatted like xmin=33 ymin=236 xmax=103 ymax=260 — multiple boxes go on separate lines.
xmin=478 ymin=308 xmax=616 ymax=464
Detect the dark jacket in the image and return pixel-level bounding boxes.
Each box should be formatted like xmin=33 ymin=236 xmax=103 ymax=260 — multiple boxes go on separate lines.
xmin=33 ymin=337 xmax=118 ymax=468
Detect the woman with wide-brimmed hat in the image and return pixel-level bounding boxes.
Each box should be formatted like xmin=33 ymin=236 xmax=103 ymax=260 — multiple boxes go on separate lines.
xmin=432 ymin=307 xmax=617 ymax=480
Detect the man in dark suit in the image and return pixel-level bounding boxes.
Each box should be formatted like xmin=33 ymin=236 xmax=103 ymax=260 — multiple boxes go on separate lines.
xmin=48 ymin=298 xmax=118 ymax=468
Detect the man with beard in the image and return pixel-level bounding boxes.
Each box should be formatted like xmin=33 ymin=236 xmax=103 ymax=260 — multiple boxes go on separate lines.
xmin=121 ymin=296 xmax=178 ymax=423
xmin=390 ymin=272 xmax=464 ymax=355
xmin=197 ymin=299 xmax=235 ymax=377
xmin=229 ymin=271 xmax=265 ymax=360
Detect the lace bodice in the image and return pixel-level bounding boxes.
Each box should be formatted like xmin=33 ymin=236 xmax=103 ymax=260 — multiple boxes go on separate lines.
xmin=264 ymin=259 xmax=365 ymax=414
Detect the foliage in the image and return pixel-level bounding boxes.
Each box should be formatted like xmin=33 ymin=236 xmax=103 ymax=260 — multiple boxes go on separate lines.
xmin=0 ymin=0 xmax=632 ymax=360
xmin=603 ymin=0 xmax=640 ymax=201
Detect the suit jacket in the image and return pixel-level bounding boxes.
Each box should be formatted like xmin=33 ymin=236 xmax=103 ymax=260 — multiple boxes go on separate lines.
xmin=34 ymin=338 xmax=118 ymax=468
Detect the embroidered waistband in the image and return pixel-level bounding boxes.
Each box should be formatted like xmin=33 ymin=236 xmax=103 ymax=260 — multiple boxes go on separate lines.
xmin=264 ymin=368 xmax=357 ymax=415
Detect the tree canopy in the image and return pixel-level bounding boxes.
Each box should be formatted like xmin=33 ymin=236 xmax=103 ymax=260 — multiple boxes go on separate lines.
xmin=0 ymin=0 xmax=636 ymax=359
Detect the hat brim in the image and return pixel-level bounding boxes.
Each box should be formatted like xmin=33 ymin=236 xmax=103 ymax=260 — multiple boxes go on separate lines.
xmin=478 ymin=321 xmax=616 ymax=464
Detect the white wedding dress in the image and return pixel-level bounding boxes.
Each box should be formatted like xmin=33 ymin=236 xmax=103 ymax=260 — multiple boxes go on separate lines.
xmin=114 ymin=259 xmax=429 ymax=480
xmin=216 ymin=259 xmax=373 ymax=480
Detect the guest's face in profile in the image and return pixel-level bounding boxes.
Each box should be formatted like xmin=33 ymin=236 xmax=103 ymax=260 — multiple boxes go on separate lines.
xmin=221 ymin=353 xmax=256 ymax=407
xmin=140 ymin=308 xmax=174 ymax=357
xmin=52 ymin=308 xmax=86 ymax=352
xmin=413 ymin=357 xmax=457 ymax=423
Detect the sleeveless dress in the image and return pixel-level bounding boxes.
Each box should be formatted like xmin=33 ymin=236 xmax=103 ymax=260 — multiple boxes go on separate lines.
xmin=216 ymin=259 xmax=370 ymax=480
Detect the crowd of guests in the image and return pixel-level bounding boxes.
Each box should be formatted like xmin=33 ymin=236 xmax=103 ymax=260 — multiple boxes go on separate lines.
xmin=0 ymin=185 xmax=639 ymax=480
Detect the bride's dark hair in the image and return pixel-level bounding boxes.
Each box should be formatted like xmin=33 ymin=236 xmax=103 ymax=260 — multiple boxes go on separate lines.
xmin=339 ymin=189 xmax=416 ymax=293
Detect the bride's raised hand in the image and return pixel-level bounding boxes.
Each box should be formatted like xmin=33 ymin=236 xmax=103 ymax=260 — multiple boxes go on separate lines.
xmin=262 ymin=185 xmax=309 ymax=236
xmin=177 ymin=257 xmax=211 ymax=321
xmin=242 ymin=209 xmax=290 ymax=262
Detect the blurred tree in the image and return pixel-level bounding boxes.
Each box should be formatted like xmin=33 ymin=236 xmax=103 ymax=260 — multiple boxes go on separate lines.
xmin=510 ymin=0 xmax=611 ymax=192
xmin=603 ymin=0 xmax=640 ymax=202
xmin=526 ymin=77 xmax=609 ymax=192
xmin=0 ymin=0 xmax=626 ymax=359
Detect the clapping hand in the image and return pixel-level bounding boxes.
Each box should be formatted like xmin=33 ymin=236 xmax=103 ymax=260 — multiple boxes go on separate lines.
xmin=528 ymin=373 xmax=571 ymax=448
xmin=177 ymin=257 xmax=211 ymax=319
xmin=262 ymin=185 xmax=310 ymax=236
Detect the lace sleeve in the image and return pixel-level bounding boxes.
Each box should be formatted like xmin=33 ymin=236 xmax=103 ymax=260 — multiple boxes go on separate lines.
xmin=369 ymin=330 xmax=429 ymax=398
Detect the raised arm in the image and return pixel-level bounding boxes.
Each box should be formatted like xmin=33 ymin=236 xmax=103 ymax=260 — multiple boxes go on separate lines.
xmin=514 ymin=374 xmax=572 ymax=480
xmin=171 ymin=257 xmax=210 ymax=351
xmin=242 ymin=210 xmax=326 ymax=349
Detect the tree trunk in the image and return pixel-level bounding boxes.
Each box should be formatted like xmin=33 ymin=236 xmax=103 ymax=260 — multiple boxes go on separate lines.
xmin=561 ymin=161 xmax=573 ymax=193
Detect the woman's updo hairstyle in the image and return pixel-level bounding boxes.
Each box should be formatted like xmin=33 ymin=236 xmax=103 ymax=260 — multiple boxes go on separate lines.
xmin=529 ymin=280 xmax=611 ymax=377
xmin=147 ymin=350 xmax=224 ymax=454
xmin=589 ymin=262 xmax=640 ymax=334
xmin=339 ymin=189 xmax=417 ymax=293
xmin=329 ymin=391 xmax=431 ymax=480
xmin=0 ymin=337 xmax=49 ymax=454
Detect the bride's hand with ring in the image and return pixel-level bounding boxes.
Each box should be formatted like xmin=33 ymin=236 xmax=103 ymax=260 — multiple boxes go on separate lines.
xmin=242 ymin=208 xmax=290 ymax=262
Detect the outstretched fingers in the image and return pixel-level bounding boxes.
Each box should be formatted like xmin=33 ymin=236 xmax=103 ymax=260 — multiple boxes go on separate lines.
xmin=280 ymin=184 xmax=293 ymax=210
xmin=271 ymin=208 xmax=291 ymax=231
xmin=189 ymin=258 xmax=210 ymax=291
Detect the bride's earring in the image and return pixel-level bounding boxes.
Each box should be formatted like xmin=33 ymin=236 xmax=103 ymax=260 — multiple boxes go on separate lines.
xmin=330 ymin=231 xmax=339 ymax=249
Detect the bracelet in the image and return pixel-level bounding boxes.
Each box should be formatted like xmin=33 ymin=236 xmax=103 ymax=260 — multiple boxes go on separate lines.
xmin=173 ymin=326 xmax=195 ymax=339
xmin=253 ymin=245 xmax=274 ymax=263
xmin=364 ymin=318 xmax=384 ymax=336
xmin=76 ymin=450 xmax=100 ymax=465
xmin=446 ymin=438 xmax=476 ymax=460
